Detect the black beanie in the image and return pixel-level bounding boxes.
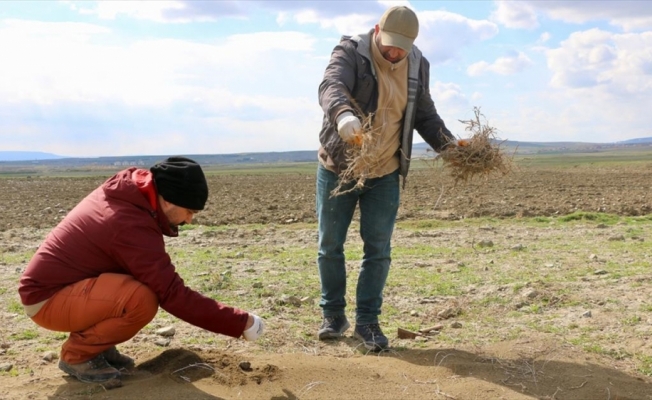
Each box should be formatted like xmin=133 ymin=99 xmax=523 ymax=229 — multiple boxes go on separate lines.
xmin=150 ymin=156 xmax=209 ymax=210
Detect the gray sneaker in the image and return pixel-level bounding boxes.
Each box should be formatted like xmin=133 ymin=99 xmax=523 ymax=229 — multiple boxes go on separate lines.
xmin=318 ymin=315 xmax=351 ymax=340
xmin=58 ymin=355 xmax=120 ymax=383
xmin=354 ymin=323 xmax=389 ymax=351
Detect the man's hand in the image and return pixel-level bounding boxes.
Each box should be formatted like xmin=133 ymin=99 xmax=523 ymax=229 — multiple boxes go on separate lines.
xmin=243 ymin=314 xmax=265 ymax=341
xmin=336 ymin=111 xmax=362 ymax=145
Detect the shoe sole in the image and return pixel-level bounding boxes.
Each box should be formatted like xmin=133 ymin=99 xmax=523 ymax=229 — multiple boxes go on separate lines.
xmin=318 ymin=320 xmax=351 ymax=341
xmin=353 ymin=332 xmax=389 ymax=352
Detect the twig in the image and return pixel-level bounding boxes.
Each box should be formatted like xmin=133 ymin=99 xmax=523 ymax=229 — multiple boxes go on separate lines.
xmin=434 ymin=352 xmax=453 ymax=366
xmin=297 ymin=381 xmax=324 ymax=397
xmin=568 ymin=380 xmax=588 ymax=390
xmin=171 ymin=362 xmax=215 ymax=375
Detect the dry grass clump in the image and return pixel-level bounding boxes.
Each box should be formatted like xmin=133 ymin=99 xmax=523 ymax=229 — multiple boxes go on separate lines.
xmin=436 ymin=107 xmax=513 ymax=183
xmin=331 ymin=110 xmax=385 ymax=197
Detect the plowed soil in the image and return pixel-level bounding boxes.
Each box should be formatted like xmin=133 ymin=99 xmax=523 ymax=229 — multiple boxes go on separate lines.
xmin=1 ymin=165 xmax=650 ymax=231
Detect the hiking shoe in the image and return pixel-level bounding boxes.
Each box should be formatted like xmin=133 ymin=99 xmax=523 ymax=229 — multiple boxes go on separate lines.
xmin=354 ymin=323 xmax=389 ymax=352
xmin=58 ymin=355 xmax=120 ymax=383
xmin=102 ymin=346 xmax=135 ymax=369
xmin=318 ymin=315 xmax=351 ymax=340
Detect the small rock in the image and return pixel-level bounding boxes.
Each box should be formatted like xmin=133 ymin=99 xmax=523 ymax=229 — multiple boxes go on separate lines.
xmin=450 ymin=322 xmax=463 ymax=329
xmin=419 ymin=324 xmax=444 ymax=334
xmin=100 ymin=378 xmax=123 ymax=390
xmin=252 ymin=282 xmax=263 ymax=289
xmin=582 ymin=311 xmax=592 ymax=318
xmin=544 ymin=263 xmax=554 ymax=268
xmin=239 ymin=361 xmax=252 ymax=372
xmin=0 ymin=363 xmax=13 ymax=372
xmin=608 ymin=235 xmax=625 ymax=241
xmin=156 ymin=326 xmax=176 ymax=337
xmin=596 ymin=224 xmax=608 ymax=229
xmin=277 ymin=295 xmax=302 ymax=307
xmin=511 ymin=244 xmax=525 ymax=251
xmin=410 ymin=310 xmax=419 ymax=317
xmin=154 ymin=338 xmax=171 ymax=347
xmin=437 ymin=307 xmax=460 ymax=320
xmin=42 ymin=351 xmax=57 ymax=362
xmin=594 ymin=269 xmax=608 ymax=275
xmin=589 ymin=254 xmax=598 ymax=260
xmin=524 ymin=289 xmax=539 ymax=299
xmin=477 ymin=240 xmax=494 ymax=248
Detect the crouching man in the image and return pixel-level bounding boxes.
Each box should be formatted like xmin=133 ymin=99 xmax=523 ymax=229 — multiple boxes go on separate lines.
xmin=18 ymin=156 xmax=264 ymax=383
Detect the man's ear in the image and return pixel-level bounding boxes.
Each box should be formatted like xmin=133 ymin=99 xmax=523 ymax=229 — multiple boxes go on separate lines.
xmin=374 ymin=24 xmax=380 ymax=35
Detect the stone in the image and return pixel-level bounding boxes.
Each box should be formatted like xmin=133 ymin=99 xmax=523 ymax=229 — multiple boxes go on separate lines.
xmin=156 ymin=326 xmax=176 ymax=337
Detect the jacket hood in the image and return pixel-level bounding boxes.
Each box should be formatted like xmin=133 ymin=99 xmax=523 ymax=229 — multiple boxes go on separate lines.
xmin=102 ymin=168 xmax=178 ymax=237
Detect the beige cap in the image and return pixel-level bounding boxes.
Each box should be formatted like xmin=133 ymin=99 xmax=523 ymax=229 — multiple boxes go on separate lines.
xmin=378 ymin=6 xmax=419 ymax=52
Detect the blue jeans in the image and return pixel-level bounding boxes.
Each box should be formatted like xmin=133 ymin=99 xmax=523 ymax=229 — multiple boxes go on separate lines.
xmin=316 ymin=164 xmax=400 ymax=325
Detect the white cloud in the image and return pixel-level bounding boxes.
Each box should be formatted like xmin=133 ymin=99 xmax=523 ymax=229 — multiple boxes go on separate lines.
xmin=490 ymin=28 xmax=652 ymax=144
xmin=68 ymin=0 xmax=388 ymax=23
xmin=0 ymin=20 xmax=317 ymax=106
xmin=495 ymin=1 xmax=652 ymax=32
xmin=532 ymin=1 xmax=652 ymax=32
xmin=467 ymin=52 xmax=534 ymax=76
xmin=490 ymin=1 xmax=539 ymax=30
xmin=416 ymin=11 xmax=499 ymax=64
xmin=0 ymin=18 xmax=325 ymax=156
xmin=538 ymin=32 xmax=551 ymax=44
xmin=547 ymin=28 xmax=652 ymax=94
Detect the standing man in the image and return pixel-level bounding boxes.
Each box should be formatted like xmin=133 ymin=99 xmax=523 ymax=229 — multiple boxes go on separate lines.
xmin=19 ymin=156 xmax=265 ymax=383
xmin=316 ymin=6 xmax=454 ymax=351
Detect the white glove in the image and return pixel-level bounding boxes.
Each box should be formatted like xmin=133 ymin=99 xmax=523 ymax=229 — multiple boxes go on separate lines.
xmin=243 ymin=314 xmax=265 ymax=341
xmin=336 ymin=111 xmax=362 ymax=144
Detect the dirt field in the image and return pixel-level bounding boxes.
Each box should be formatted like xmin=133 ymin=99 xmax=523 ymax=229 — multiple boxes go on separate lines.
xmin=1 ymin=162 xmax=652 ymax=399
xmin=1 ymin=164 xmax=650 ymax=231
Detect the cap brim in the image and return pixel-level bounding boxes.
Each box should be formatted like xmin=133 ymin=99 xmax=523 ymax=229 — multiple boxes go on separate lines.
xmin=379 ymin=31 xmax=414 ymax=52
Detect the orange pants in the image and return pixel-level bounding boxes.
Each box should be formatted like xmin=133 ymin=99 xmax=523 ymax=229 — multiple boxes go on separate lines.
xmin=31 ymin=273 xmax=158 ymax=364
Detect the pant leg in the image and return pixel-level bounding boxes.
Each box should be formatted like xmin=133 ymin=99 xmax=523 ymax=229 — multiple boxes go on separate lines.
xmin=31 ymin=273 xmax=159 ymax=364
xmin=355 ymin=170 xmax=400 ymax=324
xmin=316 ymin=164 xmax=358 ymax=316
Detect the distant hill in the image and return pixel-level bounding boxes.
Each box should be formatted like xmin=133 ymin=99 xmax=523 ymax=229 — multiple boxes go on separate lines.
xmin=2 ymin=136 xmax=651 ymax=167
xmin=0 ymin=151 xmax=67 ymax=161
xmin=412 ymin=137 xmax=652 ymax=156
xmin=617 ymin=137 xmax=652 ymax=144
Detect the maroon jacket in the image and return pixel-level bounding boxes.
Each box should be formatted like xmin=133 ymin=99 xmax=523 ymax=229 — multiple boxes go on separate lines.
xmin=19 ymin=168 xmax=248 ymax=338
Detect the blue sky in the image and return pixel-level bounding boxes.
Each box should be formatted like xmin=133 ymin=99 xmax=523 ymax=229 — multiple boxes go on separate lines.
xmin=1 ymin=1 xmax=652 ymax=157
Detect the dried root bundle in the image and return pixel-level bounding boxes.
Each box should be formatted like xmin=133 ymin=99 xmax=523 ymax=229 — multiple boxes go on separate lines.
xmin=436 ymin=107 xmax=513 ymax=183
xmin=330 ymin=111 xmax=383 ymax=197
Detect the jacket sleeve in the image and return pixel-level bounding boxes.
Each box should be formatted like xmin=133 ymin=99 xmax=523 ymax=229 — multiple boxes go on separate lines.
xmin=318 ymin=39 xmax=359 ymax=125
xmin=111 ymin=219 xmax=249 ymax=339
xmin=414 ymin=57 xmax=455 ymax=153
